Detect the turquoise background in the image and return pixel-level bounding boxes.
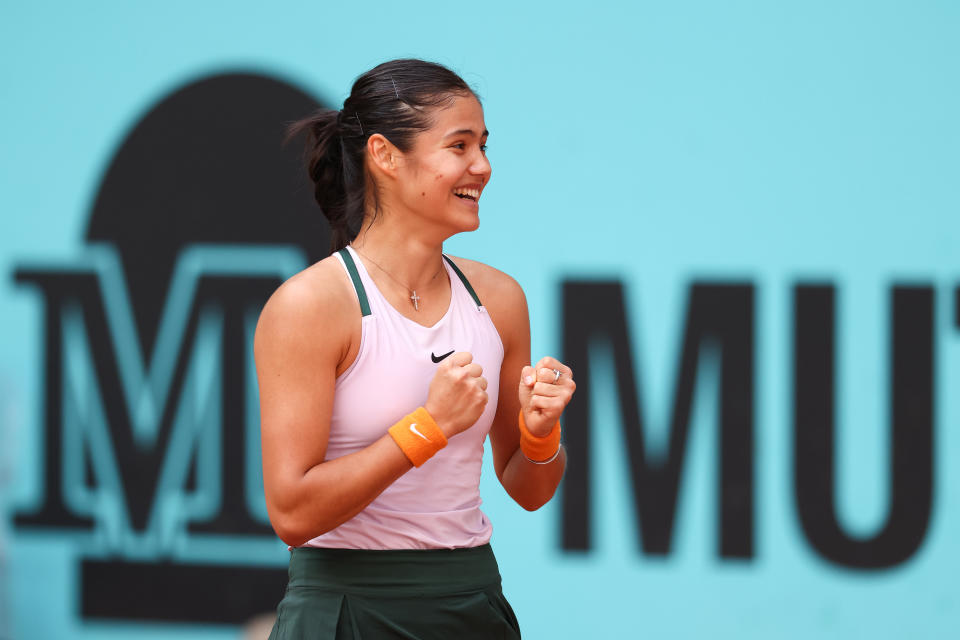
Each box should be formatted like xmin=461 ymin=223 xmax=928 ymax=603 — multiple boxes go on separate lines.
xmin=2 ymin=1 xmax=959 ymax=637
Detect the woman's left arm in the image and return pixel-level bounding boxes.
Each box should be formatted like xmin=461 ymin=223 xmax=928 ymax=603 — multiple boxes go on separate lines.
xmin=473 ymin=263 xmax=575 ymax=510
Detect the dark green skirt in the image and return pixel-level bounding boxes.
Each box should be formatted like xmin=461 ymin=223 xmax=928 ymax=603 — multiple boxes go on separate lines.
xmin=269 ymin=544 xmax=521 ymax=639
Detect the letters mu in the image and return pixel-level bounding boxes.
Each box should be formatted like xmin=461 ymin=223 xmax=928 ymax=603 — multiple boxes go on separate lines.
xmin=562 ymin=281 xmax=953 ymax=570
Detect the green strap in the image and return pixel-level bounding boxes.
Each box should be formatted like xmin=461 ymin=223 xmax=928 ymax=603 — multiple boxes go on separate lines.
xmin=338 ymin=249 xmax=371 ymax=317
xmin=443 ymin=255 xmax=483 ymax=308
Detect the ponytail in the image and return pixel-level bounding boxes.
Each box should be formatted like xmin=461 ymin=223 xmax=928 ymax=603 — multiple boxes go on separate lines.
xmin=287 ymin=109 xmax=364 ymax=253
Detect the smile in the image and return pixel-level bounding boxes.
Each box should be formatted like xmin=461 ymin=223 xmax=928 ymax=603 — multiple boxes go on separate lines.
xmin=453 ymin=186 xmax=481 ymax=202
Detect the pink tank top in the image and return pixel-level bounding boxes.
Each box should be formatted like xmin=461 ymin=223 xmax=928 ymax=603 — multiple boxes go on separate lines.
xmin=303 ymin=246 xmax=504 ymax=550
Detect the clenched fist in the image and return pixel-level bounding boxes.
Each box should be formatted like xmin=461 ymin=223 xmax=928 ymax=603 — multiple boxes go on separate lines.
xmin=518 ymin=357 xmax=576 ymax=437
xmin=424 ymin=351 xmax=488 ymax=438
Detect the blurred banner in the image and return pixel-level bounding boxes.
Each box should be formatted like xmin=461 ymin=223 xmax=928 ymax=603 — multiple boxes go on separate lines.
xmin=2 ymin=2 xmax=958 ymax=638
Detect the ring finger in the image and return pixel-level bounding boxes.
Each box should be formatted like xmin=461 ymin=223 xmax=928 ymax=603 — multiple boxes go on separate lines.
xmin=536 ymin=367 xmax=566 ymax=385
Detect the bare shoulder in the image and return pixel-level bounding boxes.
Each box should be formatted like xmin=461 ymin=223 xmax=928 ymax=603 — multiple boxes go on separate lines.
xmin=445 ymin=256 xmax=529 ymax=349
xmin=255 ymin=254 xmax=358 ymax=358
xmin=445 ymin=255 xmax=526 ymax=308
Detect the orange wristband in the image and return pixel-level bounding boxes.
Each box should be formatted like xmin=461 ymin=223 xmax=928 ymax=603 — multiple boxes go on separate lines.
xmin=518 ymin=410 xmax=562 ymax=463
xmin=388 ymin=407 xmax=448 ymax=467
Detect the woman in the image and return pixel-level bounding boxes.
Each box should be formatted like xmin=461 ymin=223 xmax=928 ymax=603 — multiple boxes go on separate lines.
xmin=256 ymin=59 xmax=576 ymax=639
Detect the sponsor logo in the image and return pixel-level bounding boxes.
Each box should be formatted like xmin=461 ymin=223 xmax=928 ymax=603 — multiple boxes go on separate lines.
xmin=12 ymin=72 xmax=326 ymax=624
xmin=409 ymin=423 xmax=430 ymax=440
xmin=431 ymin=350 xmax=455 ymax=363
xmin=560 ymin=281 xmax=940 ymax=569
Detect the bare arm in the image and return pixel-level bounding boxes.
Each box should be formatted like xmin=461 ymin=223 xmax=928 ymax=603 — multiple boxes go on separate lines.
xmin=255 ymin=261 xmax=414 ymax=546
xmin=461 ymin=260 xmax=574 ymax=510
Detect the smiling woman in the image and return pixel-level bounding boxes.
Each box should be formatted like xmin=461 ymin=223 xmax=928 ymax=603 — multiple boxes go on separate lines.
xmin=255 ymin=59 xmax=576 ymax=639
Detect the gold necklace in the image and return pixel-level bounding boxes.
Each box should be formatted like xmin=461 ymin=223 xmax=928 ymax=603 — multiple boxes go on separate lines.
xmin=352 ymin=246 xmax=444 ymax=311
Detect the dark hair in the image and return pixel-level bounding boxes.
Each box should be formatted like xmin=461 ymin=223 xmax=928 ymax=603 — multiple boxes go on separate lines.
xmin=289 ymin=59 xmax=477 ymax=253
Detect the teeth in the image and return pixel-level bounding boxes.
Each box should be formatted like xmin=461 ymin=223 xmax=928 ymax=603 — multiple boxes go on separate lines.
xmin=454 ymin=187 xmax=480 ymax=200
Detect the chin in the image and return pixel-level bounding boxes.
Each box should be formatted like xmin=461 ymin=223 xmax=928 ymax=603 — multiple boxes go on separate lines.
xmin=459 ymin=215 xmax=481 ymax=233
xmin=442 ymin=210 xmax=480 ymax=234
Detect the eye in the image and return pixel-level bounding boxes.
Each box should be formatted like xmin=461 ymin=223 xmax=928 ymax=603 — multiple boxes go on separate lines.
xmin=451 ymin=142 xmax=466 ymax=150
xmin=480 ymin=144 xmax=488 ymax=153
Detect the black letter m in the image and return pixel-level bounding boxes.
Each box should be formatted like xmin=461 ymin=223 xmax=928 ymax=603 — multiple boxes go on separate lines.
xmin=561 ymin=281 xmax=754 ymax=558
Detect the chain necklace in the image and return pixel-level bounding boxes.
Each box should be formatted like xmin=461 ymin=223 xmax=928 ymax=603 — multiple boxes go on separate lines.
xmin=351 ymin=245 xmax=444 ymax=311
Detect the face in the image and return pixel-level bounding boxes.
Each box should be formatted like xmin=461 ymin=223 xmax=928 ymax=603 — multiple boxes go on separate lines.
xmin=393 ymin=94 xmax=491 ymax=234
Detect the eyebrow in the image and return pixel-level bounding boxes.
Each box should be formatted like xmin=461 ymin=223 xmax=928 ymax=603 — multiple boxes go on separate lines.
xmin=444 ymin=128 xmax=489 ymax=139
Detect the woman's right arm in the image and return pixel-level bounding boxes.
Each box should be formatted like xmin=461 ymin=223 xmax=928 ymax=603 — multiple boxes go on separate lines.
xmin=255 ymin=261 xmax=414 ymax=546
xmin=255 ymin=260 xmax=487 ymax=547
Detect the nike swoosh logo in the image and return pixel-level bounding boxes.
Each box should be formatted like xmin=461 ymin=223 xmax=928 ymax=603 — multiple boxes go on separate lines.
xmin=431 ymin=350 xmax=455 ymax=363
xmin=409 ymin=423 xmax=430 ymax=440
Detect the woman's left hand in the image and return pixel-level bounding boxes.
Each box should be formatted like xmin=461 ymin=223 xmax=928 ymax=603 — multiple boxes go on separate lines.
xmin=518 ymin=357 xmax=576 ymax=437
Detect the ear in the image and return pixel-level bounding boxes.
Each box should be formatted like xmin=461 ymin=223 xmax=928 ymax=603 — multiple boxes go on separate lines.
xmin=366 ymin=133 xmax=402 ymax=177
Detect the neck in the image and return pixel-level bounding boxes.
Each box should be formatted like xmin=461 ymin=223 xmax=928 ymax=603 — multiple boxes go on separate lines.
xmin=350 ymin=216 xmax=446 ymax=290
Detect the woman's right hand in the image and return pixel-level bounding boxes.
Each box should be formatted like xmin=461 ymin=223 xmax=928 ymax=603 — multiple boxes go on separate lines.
xmin=424 ymin=351 xmax=488 ymax=438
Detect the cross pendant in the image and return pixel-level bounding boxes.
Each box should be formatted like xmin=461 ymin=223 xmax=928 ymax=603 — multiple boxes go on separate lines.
xmin=410 ymin=290 xmax=420 ymax=311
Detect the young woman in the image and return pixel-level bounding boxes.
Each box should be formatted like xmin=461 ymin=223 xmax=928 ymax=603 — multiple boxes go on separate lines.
xmin=255 ymin=59 xmax=576 ymax=639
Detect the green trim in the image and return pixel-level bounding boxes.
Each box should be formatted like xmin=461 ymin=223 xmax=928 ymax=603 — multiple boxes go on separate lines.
xmin=443 ymin=255 xmax=483 ymax=308
xmin=338 ymin=248 xmax=371 ymax=317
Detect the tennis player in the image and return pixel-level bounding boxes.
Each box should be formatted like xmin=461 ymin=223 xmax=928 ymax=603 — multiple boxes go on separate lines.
xmin=255 ymin=58 xmax=575 ymax=639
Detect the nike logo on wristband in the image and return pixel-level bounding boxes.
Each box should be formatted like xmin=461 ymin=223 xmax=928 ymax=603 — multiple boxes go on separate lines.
xmin=431 ymin=350 xmax=455 ymax=363
xmin=409 ymin=423 xmax=430 ymax=440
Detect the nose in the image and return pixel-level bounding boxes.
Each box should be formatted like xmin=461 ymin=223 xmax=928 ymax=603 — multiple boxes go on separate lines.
xmin=471 ymin=148 xmax=492 ymax=184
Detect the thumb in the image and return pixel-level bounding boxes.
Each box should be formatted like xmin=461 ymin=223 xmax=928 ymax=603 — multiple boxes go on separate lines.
xmin=518 ymin=365 xmax=536 ymax=406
